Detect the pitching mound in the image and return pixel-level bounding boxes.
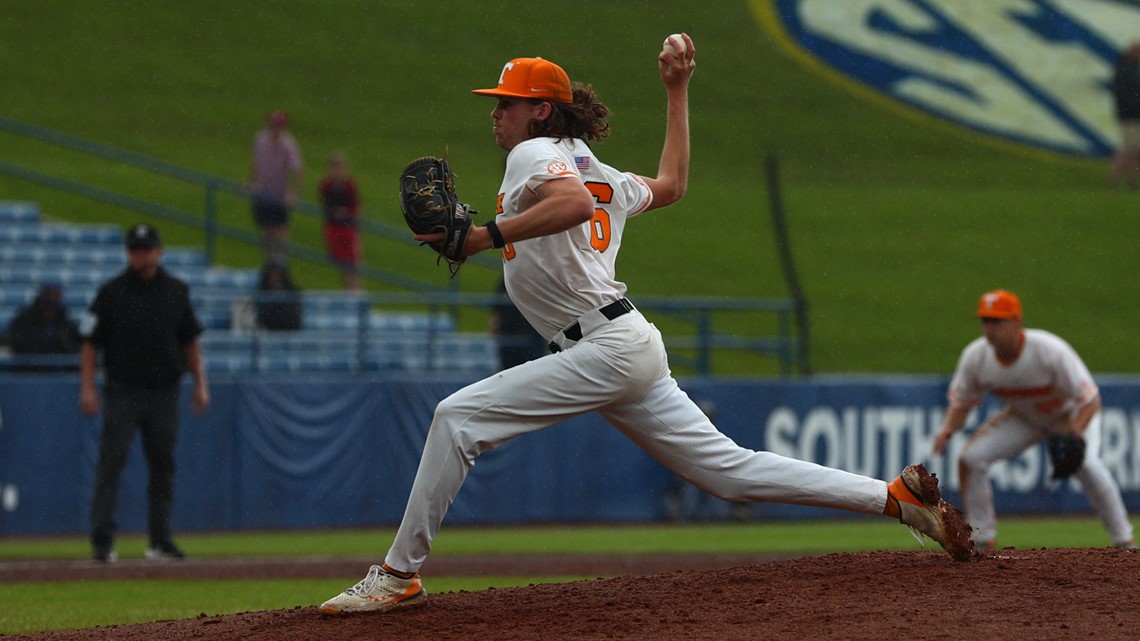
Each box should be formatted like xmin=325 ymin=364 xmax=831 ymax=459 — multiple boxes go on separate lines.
xmin=7 ymin=548 xmax=1140 ymax=640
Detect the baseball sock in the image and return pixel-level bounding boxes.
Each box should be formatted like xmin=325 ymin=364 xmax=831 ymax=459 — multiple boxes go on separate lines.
xmin=883 ymin=475 xmax=919 ymax=519
xmin=883 ymin=494 xmax=900 ymax=519
xmin=382 ymin=564 xmax=417 ymax=579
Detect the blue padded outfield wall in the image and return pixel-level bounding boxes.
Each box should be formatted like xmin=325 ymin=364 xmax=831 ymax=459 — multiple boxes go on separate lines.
xmin=2 ymin=373 xmax=1140 ymax=536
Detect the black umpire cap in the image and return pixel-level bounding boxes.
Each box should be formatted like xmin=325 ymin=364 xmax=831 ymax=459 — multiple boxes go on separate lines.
xmin=125 ymin=224 xmax=161 ymax=249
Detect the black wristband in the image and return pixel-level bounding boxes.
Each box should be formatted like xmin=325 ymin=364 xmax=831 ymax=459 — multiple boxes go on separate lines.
xmin=485 ymin=219 xmax=506 ymax=249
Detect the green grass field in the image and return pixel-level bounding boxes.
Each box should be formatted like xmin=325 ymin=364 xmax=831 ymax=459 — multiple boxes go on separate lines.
xmin=0 ymin=517 xmax=1121 ymax=634
xmin=2 ymin=1 xmax=1136 ymax=375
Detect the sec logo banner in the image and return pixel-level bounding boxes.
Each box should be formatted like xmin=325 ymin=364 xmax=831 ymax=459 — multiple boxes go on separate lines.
xmin=757 ymin=0 xmax=1140 ymax=157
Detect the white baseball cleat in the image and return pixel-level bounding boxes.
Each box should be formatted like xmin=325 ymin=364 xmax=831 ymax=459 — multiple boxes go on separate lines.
xmin=319 ymin=565 xmax=427 ymax=615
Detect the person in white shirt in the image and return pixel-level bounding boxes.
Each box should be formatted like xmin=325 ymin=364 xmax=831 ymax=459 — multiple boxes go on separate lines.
xmin=933 ymin=289 xmax=1134 ymax=549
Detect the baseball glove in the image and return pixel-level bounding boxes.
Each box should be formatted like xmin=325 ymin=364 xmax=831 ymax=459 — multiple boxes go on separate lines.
xmin=399 ymin=156 xmax=476 ymax=272
xmin=1047 ymin=432 xmax=1086 ymax=480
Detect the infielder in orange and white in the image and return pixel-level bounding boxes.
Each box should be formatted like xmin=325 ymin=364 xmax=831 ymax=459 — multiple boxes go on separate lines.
xmin=933 ymin=290 xmax=1134 ymax=549
xmin=320 ymin=36 xmax=972 ymax=616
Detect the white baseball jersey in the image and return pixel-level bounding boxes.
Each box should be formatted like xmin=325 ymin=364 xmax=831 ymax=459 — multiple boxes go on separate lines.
xmin=495 ymin=136 xmax=652 ymax=340
xmin=948 ymin=328 xmax=1098 ymax=429
xmin=949 ymin=329 xmax=1131 ymax=547
xmin=382 ymin=137 xmax=894 ymax=575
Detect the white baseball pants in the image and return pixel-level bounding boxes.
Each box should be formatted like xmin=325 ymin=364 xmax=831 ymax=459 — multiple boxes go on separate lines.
xmin=385 ymin=309 xmax=889 ymax=574
xmin=959 ymin=411 xmax=1134 ymax=546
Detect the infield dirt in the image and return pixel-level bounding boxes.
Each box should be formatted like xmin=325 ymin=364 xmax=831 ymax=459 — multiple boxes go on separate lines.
xmin=5 ymin=547 xmax=1139 ymax=640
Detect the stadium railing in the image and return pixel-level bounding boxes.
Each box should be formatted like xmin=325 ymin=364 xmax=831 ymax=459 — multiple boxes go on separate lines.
xmin=0 ymin=117 xmax=809 ymax=376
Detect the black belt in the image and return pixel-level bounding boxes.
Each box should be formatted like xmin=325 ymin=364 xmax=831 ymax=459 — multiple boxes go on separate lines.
xmin=548 ymin=298 xmax=634 ymax=353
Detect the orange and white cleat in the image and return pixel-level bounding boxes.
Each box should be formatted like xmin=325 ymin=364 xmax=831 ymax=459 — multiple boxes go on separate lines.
xmin=319 ymin=565 xmax=427 ymax=615
xmin=889 ymin=464 xmax=975 ymax=562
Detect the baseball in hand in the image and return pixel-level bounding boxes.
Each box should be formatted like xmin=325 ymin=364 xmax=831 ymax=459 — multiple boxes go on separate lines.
xmin=662 ymin=34 xmax=687 ymax=57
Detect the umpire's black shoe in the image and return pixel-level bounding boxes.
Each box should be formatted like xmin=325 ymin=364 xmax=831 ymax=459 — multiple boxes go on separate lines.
xmin=144 ymin=541 xmax=186 ymax=561
xmin=92 ymin=545 xmax=118 ymax=563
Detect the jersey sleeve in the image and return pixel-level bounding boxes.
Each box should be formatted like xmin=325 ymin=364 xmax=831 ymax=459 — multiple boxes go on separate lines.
xmin=514 ymin=140 xmax=578 ymax=195
xmin=1049 ymin=336 xmax=1099 ymax=406
xmin=174 ymin=283 xmax=205 ymax=345
xmin=947 ymin=341 xmax=985 ymax=409
xmin=511 ymin=140 xmax=652 ymax=218
xmin=621 ymin=172 xmax=653 ymax=217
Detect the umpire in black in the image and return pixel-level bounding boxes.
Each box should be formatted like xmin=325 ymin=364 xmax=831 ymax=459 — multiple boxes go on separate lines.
xmin=79 ymin=223 xmax=210 ymax=563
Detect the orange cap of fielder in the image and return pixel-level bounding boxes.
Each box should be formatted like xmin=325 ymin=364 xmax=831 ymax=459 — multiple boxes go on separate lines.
xmin=471 ymin=57 xmax=573 ymax=104
xmin=975 ymin=289 xmax=1022 ymax=319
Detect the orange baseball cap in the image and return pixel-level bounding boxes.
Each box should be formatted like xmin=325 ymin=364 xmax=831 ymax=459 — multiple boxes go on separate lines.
xmin=975 ymin=289 xmax=1022 ymax=319
xmin=471 ymin=57 xmax=573 ymax=104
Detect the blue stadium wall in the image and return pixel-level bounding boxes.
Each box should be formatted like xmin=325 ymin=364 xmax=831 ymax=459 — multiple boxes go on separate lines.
xmin=3 ymin=373 xmax=1140 ymax=536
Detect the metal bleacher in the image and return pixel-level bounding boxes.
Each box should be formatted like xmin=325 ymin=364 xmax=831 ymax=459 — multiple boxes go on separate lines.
xmin=0 ymin=201 xmax=500 ymax=374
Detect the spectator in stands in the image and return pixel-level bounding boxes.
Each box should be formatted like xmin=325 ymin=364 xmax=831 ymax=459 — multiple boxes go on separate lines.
xmin=1111 ymin=43 xmax=1140 ymax=188
xmin=6 ymin=281 xmax=82 ymax=370
xmin=79 ymin=223 xmax=209 ymax=563
xmin=256 ymin=259 xmax=303 ymax=331
xmin=318 ymin=151 xmax=363 ymax=291
xmin=248 ymin=109 xmax=303 ymax=262
xmin=490 ymin=278 xmax=545 ymax=369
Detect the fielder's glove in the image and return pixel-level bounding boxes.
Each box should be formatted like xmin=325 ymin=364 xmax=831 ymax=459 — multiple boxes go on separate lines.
xmin=399 ymin=156 xmax=476 ymax=274
xmin=1047 ymin=432 xmax=1086 ymax=480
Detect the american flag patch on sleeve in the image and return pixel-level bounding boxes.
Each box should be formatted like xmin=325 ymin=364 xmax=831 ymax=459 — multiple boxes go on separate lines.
xmin=574 ymin=156 xmax=590 ymax=171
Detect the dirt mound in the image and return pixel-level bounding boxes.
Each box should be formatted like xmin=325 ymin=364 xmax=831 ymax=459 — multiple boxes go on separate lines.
xmin=8 ymin=548 xmax=1140 ymax=640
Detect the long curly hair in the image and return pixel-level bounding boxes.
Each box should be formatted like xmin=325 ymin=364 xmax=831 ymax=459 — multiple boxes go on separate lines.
xmin=528 ymin=83 xmax=611 ymax=143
